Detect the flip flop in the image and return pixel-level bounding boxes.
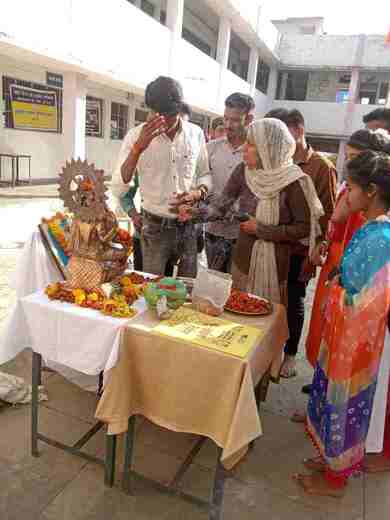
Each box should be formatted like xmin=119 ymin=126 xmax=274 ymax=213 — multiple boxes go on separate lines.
xmin=280 ymin=366 xmax=297 ymax=378
xmin=280 ymin=356 xmax=297 ymax=378
xmin=302 ymin=457 xmax=325 ymax=472
xmin=290 ymin=411 xmax=306 ymax=423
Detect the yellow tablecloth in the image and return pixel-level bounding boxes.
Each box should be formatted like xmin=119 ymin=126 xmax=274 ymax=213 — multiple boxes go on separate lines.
xmin=95 ymin=304 xmax=288 ymax=470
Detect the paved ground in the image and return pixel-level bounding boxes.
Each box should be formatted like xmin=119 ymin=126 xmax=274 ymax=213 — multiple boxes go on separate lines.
xmin=0 ymin=191 xmax=388 ymax=519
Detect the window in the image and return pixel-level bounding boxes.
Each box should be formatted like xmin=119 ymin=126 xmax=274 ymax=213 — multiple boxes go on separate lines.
xmin=276 ymin=71 xmax=308 ymax=101
xmin=228 ymin=31 xmax=250 ymax=81
xmin=358 ymin=82 xmax=378 ymax=105
xmin=127 ymin=0 xmax=167 ymax=26
xmin=2 ymin=76 xmax=62 ymax=133
xmin=135 ymin=108 xmax=149 ymax=126
xmin=141 ymin=0 xmax=154 ymax=17
xmin=182 ymin=27 xmax=212 ymax=56
xmin=111 ymin=102 xmax=129 ymax=140
xmin=300 ymin=25 xmax=315 ymax=35
xmin=378 ymin=82 xmax=389 ymax=105
xmin=338 ymin=73 xmax=351 ymax=85
xmin=256 ymin=61 xmax=270 ymax=94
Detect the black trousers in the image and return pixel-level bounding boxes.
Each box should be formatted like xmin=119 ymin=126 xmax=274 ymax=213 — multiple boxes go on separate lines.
xmin=284 ymin=254 xmax=307 ymax=357
xmin=132 ymin=237 xmax=143 ymax=271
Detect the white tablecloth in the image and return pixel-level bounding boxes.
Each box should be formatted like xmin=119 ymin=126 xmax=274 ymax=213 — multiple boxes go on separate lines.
xmin=366 ymin=330 xmax=390 ymax=453
xmin=1 ymin=290 xmax=147 ymax=377
xmin=10 ymin=231 xmax=61 ymax=299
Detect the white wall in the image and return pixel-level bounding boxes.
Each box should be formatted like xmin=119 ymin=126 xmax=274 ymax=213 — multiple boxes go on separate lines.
xmin=278 ymin=35 xmax=360 ymax=68
xmin=0 ymin=55 xmax=67 ymax=181
xmin=175 ymin=39 xmax=220 ymax=113
xmin=254 ymin=89 xmax=270 ymax=117
xmin=361 ymin=36 xmax=390 ymax=68
xmin=0 ymin=54 xmax=136 ymax=181
xmin=84 ymin=83 xmax=131 ymax=177
xmin=183 ymin=4 xmax=219 ymax=59
xmin=218 ymin=69 xmax=250 ymax=112
xmin=71 ymin=0 xmax=171 ymax=90
xmin=270 ymin=100 xmax=348 ymax=137
xmin=351 ymin=104 xmax=385 ymax=133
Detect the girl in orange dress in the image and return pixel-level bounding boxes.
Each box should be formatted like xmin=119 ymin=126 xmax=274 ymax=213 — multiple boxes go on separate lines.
xmin=306 ymin=129 xmax=390 ymax=367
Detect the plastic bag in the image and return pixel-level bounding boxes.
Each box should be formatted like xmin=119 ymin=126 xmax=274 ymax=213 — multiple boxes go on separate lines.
xmin=0 ymin=371 xmax=48 ymax=405
xmin=192 ymin=267 xmax=232 ymax=316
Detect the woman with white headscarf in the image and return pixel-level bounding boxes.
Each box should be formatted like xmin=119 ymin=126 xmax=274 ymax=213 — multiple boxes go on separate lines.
xmin=179 ymin=117 xmax=323 ymax=307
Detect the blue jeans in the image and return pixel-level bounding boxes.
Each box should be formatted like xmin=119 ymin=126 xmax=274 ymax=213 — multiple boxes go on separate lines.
xmin=141 ymin=212 xmax=197 ymax=278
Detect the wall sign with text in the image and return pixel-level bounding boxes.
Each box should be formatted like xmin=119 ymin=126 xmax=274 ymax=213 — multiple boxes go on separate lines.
xmin=2 ymin=76 xmax=62 ymax=133
xmin=86 ymin=96 xmax=104 ymax=138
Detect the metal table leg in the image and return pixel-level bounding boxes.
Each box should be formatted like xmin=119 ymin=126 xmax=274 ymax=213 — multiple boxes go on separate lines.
xmin=31 ymin=351 xmax=42 ymax=457
xmin=209 ymin=449 xmax=226 ymax=520
xmin=104 ymin=433 xmax=117 ymax=487
xmin=31 ymin=351 xmax=117 ymax=486
xmin=122 ymin=415 xmax=136 ymax=494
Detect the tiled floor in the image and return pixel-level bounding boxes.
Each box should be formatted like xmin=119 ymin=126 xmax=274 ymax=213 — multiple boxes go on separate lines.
xmin=1 ymin=350 xmax=384 ymax=520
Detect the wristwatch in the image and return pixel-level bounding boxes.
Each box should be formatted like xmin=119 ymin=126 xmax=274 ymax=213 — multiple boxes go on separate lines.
xmin=197 ymin=185 xmax=208 ymax=201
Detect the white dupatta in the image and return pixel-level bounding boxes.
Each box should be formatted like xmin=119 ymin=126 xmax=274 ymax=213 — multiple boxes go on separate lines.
xmin=245 ymin=118 xmax=323 ymax=303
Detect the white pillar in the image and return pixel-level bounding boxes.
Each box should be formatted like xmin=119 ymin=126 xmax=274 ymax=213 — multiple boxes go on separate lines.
xmin=216 ymin=17 xmax=231 ymax=68
xmin=386 ymin=84 xmax=390 ymax=108
xmin=336 ymin=140 xmax=347 ymax=183
xmin=267 ymin=66 xmax=278 ymax=99
xmin=279 ymin=72 xmax=288 ymax=100
xmin=265 ymin=66 xmax=279 ymax=113
xmin=343 ymin=34 xmax=365 ymax=136
xmin=344 ymin=67 xmax=360 ymax=136
xmin=248 ymin=47 xmax=259 ymax=96
xmin=104 ymin=98 xmax=111 ymax=146
xmin=154 ymin=0 xmax=162 ymax=23
xmin=216 ymin=17 xmax=232 ymax=110
xmin=62 ymin=72 xmax=87 ymax=161
xmin=166 ymin=0 xmax=184 ymax=76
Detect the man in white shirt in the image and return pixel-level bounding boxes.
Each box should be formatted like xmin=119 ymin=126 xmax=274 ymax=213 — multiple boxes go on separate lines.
xmin=205 ymin=93 xmax=255 ymax=272
xmin=111 ymin=76 xmax=210 ymax=277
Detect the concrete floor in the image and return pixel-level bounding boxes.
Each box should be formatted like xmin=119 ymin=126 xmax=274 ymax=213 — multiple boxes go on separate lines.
xmin=0 ymin=195 xmax=389 ymax=520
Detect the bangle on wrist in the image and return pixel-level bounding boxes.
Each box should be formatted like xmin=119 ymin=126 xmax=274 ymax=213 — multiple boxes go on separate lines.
xmin=198 ymin=185 xmax=208 ymax=201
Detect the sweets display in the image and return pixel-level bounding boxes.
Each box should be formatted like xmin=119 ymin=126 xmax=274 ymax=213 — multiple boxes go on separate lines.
xmin=225 ymin=289 xmax=272 ymax=316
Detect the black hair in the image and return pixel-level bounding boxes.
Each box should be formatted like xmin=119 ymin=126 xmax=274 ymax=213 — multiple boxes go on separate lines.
xmin=363 ymin=108 xmax=390 ymax=131
xmin=180 ymin=102 xmax=192 ymax=118
xmin=145 ymin=76 xmax=183 ymax=116
xmin=225 ymin=93 xmax=255 ymax=114
xmin=264 ymin=108 xmax=305 ymax=127
xmin=347 ymin=151 xmax=390 ymax=208
xmin=347 ymin=129 xmax=390 ymax=154
xmin=264 ymin=108 xmax=290 ymax=124
xmin=211 ymin=116 xmax=224 ymax=130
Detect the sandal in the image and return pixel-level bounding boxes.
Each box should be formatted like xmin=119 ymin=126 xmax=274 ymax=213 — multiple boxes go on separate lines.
xmin=290 ymin=411 xmax=307 ymax=423
xmin=280 ymin=355 xmax=297 ymax=378
xmin=302 ymin=456 xmax=325 ymax=472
